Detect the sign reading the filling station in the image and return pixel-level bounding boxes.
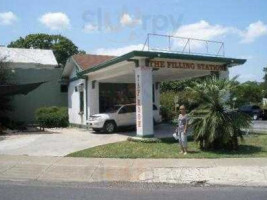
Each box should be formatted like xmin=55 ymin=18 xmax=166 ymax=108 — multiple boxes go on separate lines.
xmin=149 ymin=60 xmax=227 ymax=71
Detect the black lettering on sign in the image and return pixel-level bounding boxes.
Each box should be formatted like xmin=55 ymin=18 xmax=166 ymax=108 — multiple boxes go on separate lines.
xmin=150 ymin=61 xmax=226 ymax=71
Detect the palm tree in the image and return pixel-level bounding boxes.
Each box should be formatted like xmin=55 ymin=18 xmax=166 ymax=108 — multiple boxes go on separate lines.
xmin=187 ymin=76 xmax=251 ymax=150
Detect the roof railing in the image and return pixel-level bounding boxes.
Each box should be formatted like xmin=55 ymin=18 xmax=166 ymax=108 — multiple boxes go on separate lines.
xmin=142 ymin=33 xmax=225 ymax=57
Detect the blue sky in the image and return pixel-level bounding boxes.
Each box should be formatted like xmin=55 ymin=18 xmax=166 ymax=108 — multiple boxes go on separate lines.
xmin=1 ymin=0 xmax=267 ymax=82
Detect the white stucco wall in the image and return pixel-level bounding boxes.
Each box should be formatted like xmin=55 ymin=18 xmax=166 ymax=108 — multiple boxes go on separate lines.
xmin=70 ymin=67 xmax=78 ymax=79
xmin=68 ymin=77 xmax=86 ymax=126
xmin=68 ymin=67 xmax=101 ymax=125
xmin=7 ymin=63 xmax=67 ymax=123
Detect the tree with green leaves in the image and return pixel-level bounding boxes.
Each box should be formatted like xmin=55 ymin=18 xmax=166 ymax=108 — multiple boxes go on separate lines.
xmin=160 ymin=76 xmax=208 ymax=93
xmin=230 ymin=81 xmax=264 ymax=108
xmin=261 ymin=67 xmax=267 ymax=98
xmin=188 ymin=77 xmax=251 ymax=150
xmin=8 ymin=34 xmax=85 ymax=66
xmin=160 ymin=76 xmax=212 ymax=121
xmin=263 ymin=67 xmax=267 ymax=83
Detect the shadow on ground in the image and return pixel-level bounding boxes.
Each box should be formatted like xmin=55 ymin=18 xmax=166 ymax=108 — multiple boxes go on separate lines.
xmin=91 ymin=123 xmax=177 ymax=139
xmin=160 ymin=136 xmax=194 ymax=144
xmin=209 ymin=145 xmax=263 ymax=155
xmin=160 ymin=136 xmax=263 ymax=155
xmin=0 ymin=129 xmax=61 ymax=136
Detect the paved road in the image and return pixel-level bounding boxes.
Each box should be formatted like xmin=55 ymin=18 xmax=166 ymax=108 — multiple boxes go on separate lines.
xmin=251 ymin=121 xmax=267 ymax=133
xmin=0 ymin=181 xmax=266 ymax=200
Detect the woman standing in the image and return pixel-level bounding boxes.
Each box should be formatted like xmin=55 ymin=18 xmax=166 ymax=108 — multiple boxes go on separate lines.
xmin=177 ymin=105 xmax=188 ymax=155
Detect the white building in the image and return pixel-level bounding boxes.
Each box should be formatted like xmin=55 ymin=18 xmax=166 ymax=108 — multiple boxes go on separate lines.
xmin=62 ymin=48 xmax=246 ymax=137
xmin=0 ymin=47 xmax=67 ymax=123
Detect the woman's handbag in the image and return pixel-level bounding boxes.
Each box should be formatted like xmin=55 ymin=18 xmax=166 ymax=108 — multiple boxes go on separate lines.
xmin=173 ymin=128 xmax=179 ymax=140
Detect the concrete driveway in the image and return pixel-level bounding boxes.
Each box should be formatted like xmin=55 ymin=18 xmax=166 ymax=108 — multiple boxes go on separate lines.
xmin=0 ymin=128 xmax=134 ymax=157
xmin=0 ymin=124 xmax=175 ymax=157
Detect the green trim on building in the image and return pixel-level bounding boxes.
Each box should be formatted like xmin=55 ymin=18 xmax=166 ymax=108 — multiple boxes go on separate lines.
xmin=69 ymin=76 xmax=80 ymax=82
xmin=78 ymin=50 xmax=246 ymax=76
xmin=69 ymin=73 xmax=87 ymax=82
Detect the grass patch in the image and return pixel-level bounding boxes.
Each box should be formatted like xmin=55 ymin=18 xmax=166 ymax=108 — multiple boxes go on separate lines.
xmin=67 ymin=134 xmax=267 ymax=159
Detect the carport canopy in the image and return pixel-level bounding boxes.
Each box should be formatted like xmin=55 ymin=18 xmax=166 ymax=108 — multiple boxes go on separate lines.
xmin=78 ymin=50 xmax=246 ymax=137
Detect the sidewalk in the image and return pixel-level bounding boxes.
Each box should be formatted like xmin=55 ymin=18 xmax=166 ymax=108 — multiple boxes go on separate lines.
xmin=0 ymin=155 xmax=267 ymax=186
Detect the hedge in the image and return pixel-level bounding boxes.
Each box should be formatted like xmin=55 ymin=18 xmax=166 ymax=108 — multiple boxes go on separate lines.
xmin=35 ymin=106 xmax=68 ymax=128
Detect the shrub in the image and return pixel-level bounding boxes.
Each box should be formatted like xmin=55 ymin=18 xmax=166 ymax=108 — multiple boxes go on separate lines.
xmin=35 ymin=106 xmax=68 ymax=128
xmin=160 ymin=91 xmax=176 ymax=121
xmin=188 ymin=77 xmax=251 ymax=150
xmin=160 ymin=91 xmax=200 ymax=122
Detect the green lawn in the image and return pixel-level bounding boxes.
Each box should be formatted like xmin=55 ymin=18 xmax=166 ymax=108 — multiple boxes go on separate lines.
xmin=67 ymin=134 xmax=267 ymax=159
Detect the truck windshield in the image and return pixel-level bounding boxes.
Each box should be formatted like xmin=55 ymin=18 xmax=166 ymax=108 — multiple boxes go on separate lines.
xmin=105 ymin=105 xmax=121 ymax=113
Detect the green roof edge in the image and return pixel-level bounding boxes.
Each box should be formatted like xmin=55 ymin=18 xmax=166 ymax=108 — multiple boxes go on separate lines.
xmin=78 ymin=50 xmax=246 ymax=76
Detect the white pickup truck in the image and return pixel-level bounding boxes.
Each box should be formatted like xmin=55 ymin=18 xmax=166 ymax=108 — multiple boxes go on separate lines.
xmin=88 ymin=104 xmax=162 ymax=133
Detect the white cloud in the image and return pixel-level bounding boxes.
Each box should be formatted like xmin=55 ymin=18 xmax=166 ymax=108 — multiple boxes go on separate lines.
xmin=173 ymin=20 xmax=230 ymax=40
xmin=94 ymin=44 xmax=144 ymax=56
xmin=39 ymin=12 xmax=70 ymax=30
xmin=240 ymin=21 xmax=267 ymax=43
xmin=93 ymin=20 xmax=267 ymax=57
xmin=238 ymin=55 xmax=254 ymax=60
xmin=120 ymin=13 xmax=142 ymax=27
xmin=0 ymin=11 xmax=17 ymax=25
xmin=170 ymin=20 xmax=267 ymax=51
xmin=230 ymin=72 xmax=258 ymax=83
xmin=83 ymin=23 xmax=98 ymax=33
xmin=171 ymin=20 xmax=231 ymax=51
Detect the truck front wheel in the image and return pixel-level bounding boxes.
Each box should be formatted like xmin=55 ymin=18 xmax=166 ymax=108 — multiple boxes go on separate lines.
xmin=104 ymin=121 xmax=116 ymax=133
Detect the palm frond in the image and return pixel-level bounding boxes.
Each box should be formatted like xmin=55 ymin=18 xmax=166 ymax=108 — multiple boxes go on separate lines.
xmin=188 ymin=77 xmax=252 ymax=150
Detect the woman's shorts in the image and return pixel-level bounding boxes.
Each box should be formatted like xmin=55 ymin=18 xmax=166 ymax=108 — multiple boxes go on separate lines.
xmin=178 ymin=131 xmax=187 ymax=147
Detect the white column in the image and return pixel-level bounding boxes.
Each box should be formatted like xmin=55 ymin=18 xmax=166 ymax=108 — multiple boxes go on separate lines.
xmin=220 ymin=70 xmax=230 ymax=102
xmin=135 ymin=59 xmax=154 ymax=137
xmin=211 ymin=70 xmax=229 ymax=80
xmin=87 ymin=80 xmax=99 ymax=116
xmin=219 ymin=70 xmax=229 ymax=80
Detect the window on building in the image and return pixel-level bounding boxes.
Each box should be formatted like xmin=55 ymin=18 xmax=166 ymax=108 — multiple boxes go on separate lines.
xmin=78 ymin=83 xmax=84 ymax=114
xmin=79 ymin=91 xmax=84 ymax=113
xmin=60 ymin=84 xmax=68 ymax=93
xmin=99 ymin=83 xmax=135 ymax=113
